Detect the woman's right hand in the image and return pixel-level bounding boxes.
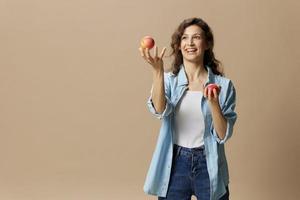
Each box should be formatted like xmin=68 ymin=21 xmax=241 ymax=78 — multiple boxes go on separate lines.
xmin=139 ymin=46 xmax=166 ymax=73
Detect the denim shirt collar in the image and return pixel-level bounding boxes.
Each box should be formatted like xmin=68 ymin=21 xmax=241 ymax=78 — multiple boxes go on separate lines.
xmin=177 ymin=63 xmax=215 ymax=86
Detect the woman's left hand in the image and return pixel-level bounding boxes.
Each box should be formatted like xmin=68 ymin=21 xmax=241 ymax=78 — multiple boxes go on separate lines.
xmin=203 ymin=84 xmax=221 ymax=106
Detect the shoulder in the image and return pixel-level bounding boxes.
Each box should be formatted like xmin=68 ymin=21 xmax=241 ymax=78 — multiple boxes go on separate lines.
xmin=214 ymin=74 xmax=235 ymax=89
xmin=164 ymin=71 xmax=175 ymax=77
xmin=214 ymin=74 xmax=236 ymax=102
xmin=163 ymin=71 xmax=179 ymax=92
xmin=164 ymin=71 xmax=177 ymax=82
xmin=163 ymin=71 xmax=173 ymax=77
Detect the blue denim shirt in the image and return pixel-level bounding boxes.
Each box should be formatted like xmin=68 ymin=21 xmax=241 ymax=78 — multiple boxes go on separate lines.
xmin=143 ymin=64 xmax=237 ymax=200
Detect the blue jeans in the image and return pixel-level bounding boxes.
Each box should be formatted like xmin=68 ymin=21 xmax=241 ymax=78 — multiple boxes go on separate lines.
xmin=158 ymin=144 xmax=230 ymax=200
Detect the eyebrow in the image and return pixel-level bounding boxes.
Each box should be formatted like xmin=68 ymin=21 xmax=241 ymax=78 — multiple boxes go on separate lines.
xmin=182 ymin=33 xmax=202 ymax=36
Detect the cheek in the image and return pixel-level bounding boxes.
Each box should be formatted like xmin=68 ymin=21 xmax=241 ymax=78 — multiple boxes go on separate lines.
xmin=180 ymin=42 xmax=184 ymax=50
xmin=197 ymin=41 xmax=206 ymax=48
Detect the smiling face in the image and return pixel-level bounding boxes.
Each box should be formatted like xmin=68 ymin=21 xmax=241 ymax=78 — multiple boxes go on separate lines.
xmin=179 ymin=25 xmax=208 ymax=64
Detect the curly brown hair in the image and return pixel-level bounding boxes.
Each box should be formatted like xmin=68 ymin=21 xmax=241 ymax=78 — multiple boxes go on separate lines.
xmin=167 ymin=17 xmax=224 ymax=76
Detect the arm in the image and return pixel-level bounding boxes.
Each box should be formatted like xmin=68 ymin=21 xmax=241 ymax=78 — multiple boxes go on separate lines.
xmin=211 ymin=80 xmax=237 ymax=144
xmin=151 ymin=69 xmax=166 ymax=114
xmin=204 ymin=80 xmax=237 ymax=144
xmin=210 ymin=102 xmax=227 ymax=141
xmin=139 ymin=46 xmax=172 ymax=120
xmin=147 ymin=71 xmax=174 ymax=120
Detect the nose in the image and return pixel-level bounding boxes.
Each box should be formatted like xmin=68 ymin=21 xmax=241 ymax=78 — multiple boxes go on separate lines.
xmin=188 ymin=38 xmax=194 ymax=46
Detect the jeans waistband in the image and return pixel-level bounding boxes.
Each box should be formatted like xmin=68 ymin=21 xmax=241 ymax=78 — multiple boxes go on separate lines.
xmin=173 ymin=143 xmax=205 ymax=157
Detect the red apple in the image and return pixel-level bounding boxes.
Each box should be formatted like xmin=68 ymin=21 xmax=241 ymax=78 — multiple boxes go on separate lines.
xmin=206 ymin=83 xmax=220 ymax=93
xmin=140 ymin=36 xmax=155 ymax=49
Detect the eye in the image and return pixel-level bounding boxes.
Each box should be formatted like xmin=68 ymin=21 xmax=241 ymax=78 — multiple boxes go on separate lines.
xmin=181 ymin=36 xmax=187 ymax=40
xmin=194 ymin=35 xmax=201 ymax=39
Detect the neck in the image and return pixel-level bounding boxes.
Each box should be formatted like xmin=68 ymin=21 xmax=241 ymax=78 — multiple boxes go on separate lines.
xmin=183 ymin=60 xmax=207 ymax=82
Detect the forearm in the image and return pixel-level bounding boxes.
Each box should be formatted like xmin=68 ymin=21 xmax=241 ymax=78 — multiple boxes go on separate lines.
xmin=151 ymin=69 xmax=166 ymax=113
xmin=210 ymin=103 xmax=227 ymax=140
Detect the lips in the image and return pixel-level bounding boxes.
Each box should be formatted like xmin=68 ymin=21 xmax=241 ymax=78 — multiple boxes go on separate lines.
xmin=185 ymin=48 xmax=197 ymax=53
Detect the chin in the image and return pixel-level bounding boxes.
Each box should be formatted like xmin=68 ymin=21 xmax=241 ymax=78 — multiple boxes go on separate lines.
xmin=183 ymin=56 xmax=201 ymax=63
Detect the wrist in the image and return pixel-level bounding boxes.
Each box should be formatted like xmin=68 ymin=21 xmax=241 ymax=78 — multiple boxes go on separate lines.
xmin=209 ymin=101 xmax=221 ymax=110
xmin=152 ymin=68 xmax=164 ymax=77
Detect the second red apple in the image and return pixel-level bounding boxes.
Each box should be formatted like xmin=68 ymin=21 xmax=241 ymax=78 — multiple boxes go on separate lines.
xmin=206 ymin=83 xmax=220 ymax=93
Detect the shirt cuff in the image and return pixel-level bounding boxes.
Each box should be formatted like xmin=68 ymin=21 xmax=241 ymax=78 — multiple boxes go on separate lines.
xmin=211 ymin=118 xmax=234 ymax=144
xmin=147 ymin=95 xmax=173 ymax=120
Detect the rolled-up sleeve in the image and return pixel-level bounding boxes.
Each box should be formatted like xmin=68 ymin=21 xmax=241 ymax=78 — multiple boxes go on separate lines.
xmin=211 ymin=80 xmax=237 ymax=144
xmin=146 ymin=72 xmax=174 ymax=120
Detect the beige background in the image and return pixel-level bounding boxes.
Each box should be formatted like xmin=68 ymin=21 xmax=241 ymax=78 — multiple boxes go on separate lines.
xmin=1 ymin=0 xmax=299 ymax=199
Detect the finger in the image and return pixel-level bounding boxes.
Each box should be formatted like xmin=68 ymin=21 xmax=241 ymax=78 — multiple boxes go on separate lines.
xmin=140 ymin=47 xmax=153 ymax=65
xmin=159 ymin=47 xmax=167 ymax=59
xmin=139 ymin=47 xmax=145 ymax=58
xmin=139 ymin=47 xmax=148 ymax=62
xmin=154 ymin=46 xmax=158 ymax=58
xmin=213 ymin=88 xmax=217 ymax=97
xmin=145 ymin=48 xmax=154 ymax=62
xmin=208 ymin=89 xmax=212 ymax=100
xmin=203 ymin=86 xmax=207 ymax=98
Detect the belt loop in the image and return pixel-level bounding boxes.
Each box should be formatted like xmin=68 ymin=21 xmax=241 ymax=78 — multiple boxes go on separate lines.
xmin=176 ymin=145 xmax=181 ymax=158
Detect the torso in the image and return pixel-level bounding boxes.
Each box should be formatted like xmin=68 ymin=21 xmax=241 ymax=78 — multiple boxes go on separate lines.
xmin=187 ymin=81 xmax=205 ymax=93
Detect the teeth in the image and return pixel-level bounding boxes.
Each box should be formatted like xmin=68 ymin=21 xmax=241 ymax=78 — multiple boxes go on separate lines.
xmin=186 ymin=49 xmax=197 ymax=53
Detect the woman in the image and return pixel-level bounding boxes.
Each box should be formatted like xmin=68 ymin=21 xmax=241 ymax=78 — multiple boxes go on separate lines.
xmin=139 ymin=17 xmax=237 ymax=200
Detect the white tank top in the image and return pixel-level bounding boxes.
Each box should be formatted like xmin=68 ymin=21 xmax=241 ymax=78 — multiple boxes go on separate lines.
xmin=174 ymin=90 xmax=205 ymax=148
